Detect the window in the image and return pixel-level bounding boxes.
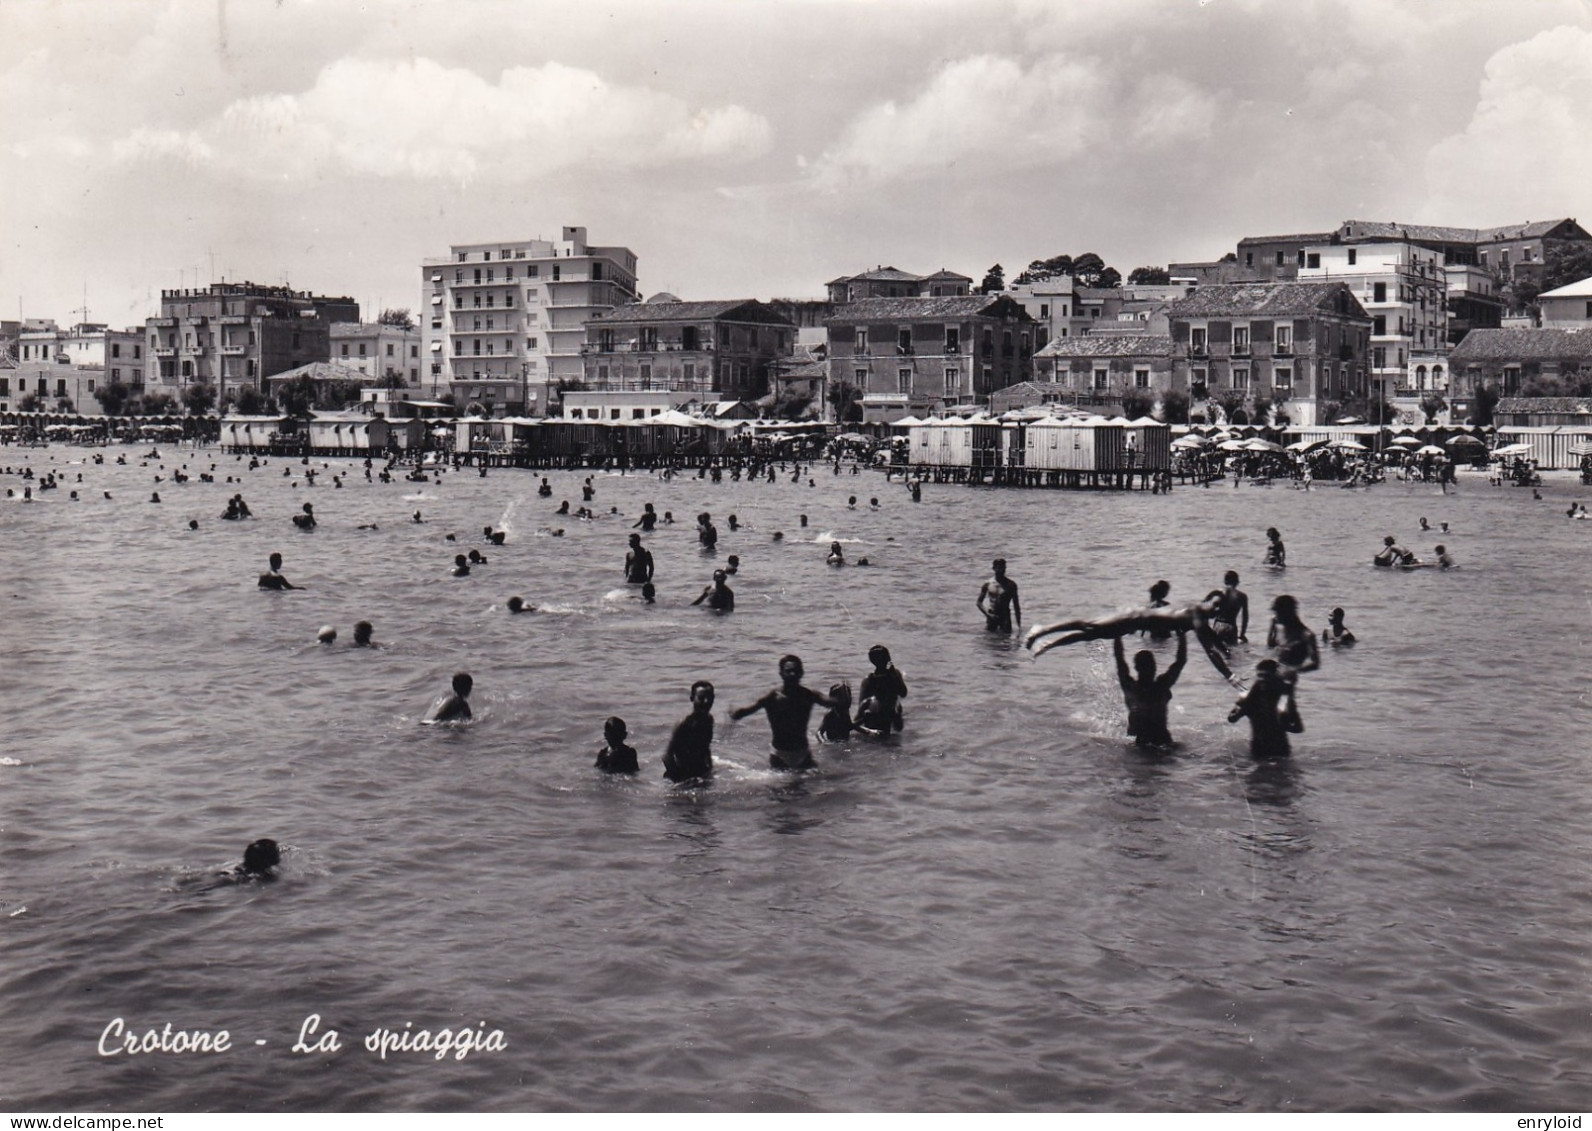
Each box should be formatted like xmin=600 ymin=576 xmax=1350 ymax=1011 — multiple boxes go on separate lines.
xmin=1306 ymin=253 xmax=1320 ymax=269
xmin=411 ymin=345 xmax=418 ymax=358
xmin=1373 ymin=316 xmax=1386 ymax=336
xmin=483 ymin=251 xmax=491 ymax=262
xmin=1373 ymin=347 xmax=1386 ymax=369
xmin=1373 ymin=281 xmax=1386 ymax=303
xmin=945 ymin=368 xmax=961 ymax=397
xmin=1245 ymin=252 xmax=1254 ymax=268
xmin=854 ymin=328 xmax=870 ymax=355
xmin=1190 ymin=326 xmax=1207 ymax=355
xmin=454 ymin=340 xmax=463 ymax=355
xmin=898 ymin=368 xmax=911 ymax=394
xmin=1093 ymin=368 xmax=1109 ymax=389
xmin=457 ymin=252 xmax=467 ymax=263
xmin=552 ymin=265 xmax=561 ymax=281
xmin=135 ymin=344 xmax=142 ymax=359
xmin=1232 ymin=326 xmax=1250 ymax=355
xmin=1276 ymin=251 xmax=1285 ymax=266
xmin=945 ymin=328 xmax=960 ymax=353
xmin=1232 ymin=367 xmax=1250 ymax=390
xmin=528 ymin=266 xmax=538 ymax=278
xmin=505 ymin=266 xmax=514 ymax=281
xmin=898 ymin=327 xmax=912 ymax=354
xmin=1348 ymin=249 xmax=1357 ymax=266
xmin=1297 ymin=250 xmax=1306 ymax=267
xmin=1040 ymin=304 xmax=1049 ymax=318
xmin=473 ymin=339 xmax=481 ymax=356
xmin=632 ymin=408 xmax=645 ymax=419
xmin=1275 ymin=325 xmax=1292 ymax=354
xmin=527 ymin=337 xmax=538 ymax=350
xmin=854 ymin=368 xmax=868 ymax=390
xmin=639 ymin=363 xmax=653 ymax=386
xmin=359 ymin=344 xmax=367 ymax=356
xmin=1134 ymin=368 xmax=1150 ymax=388
xmin=593 ymin=263 xmax=603 ymax=281
xmin=683 ymin=362 xmax=695 ymax=382
xmin=341 ymin=343 xmax=349 ymax=356
xmin=1192 ymin=367 xmax=1207 ymax=390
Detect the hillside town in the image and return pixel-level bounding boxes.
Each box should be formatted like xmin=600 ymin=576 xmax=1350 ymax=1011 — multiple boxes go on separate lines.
xmin=5 ymin=217 xmax=1592 ymax=471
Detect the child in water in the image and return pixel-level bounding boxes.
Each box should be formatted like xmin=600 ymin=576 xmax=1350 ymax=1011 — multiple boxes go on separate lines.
xmin=818 ymin=683 xmax=857 ymax=742
xmin=857 ymin=644 xmax=908 ymax=734
xmin=594 ymin=716 xmax=639 ymax=774
xmin=1229 ymin=659 xmax=1303 ymax=759
xmin=425 ymin=673 xmax=473 ymax=724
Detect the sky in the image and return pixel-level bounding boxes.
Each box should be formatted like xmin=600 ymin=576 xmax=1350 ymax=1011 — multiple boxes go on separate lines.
xmin=3 ymin=0 xmax=1591 ymax=330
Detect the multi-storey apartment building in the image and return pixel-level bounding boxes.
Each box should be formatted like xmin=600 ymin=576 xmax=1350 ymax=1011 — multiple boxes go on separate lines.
xmin=1169 ymin=282 xmax=1372 ymax=427
xmin=1295 ymin=241 xmax=1448 ymax=401
xmin=1030 ymin=334 xmax=1176 ymax=413
xmin=824 ymin=295 xmax=1037 ymax=423
xmin=144 ymin=283 xmax=359 ymax=402
xmin=421 ymin=227 xmax=638 ymax=416
xmin=5 ymin=322 xmax=148 ymax=413
xmin=580 ymin=298 xmax=795 ymax=400
xmin=330 ymin=322 xmax=423 ymax=386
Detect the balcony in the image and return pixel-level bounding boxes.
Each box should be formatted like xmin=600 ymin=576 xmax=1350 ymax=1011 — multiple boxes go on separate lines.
xmin=153 ymin=347 xmax=176 ymax=358
xmin=222 ymin=346 xmax=247 ymax=356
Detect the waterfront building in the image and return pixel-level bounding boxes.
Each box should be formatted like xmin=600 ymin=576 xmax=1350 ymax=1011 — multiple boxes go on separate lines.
xmin=1025 ymin=334 xmax=1176 ymax=416
xmin=1447 ymin=328 xmax=1592 ymax=420
xmin=420 ymin=227 xmax=638 ymax=417
xmin=824 ymin=295 xmax=1037 ymax=423
xmin=1537 ymin=276 xmax=1592 ymax=329
xmin=580 ymin=298 xmax=794 ymax=403
xmin=3 ymin=321 xmax=148 ymax=414
xmin=144 ymin=283 xmax=358 ymax=405
xmin=330 ymin=322 xmax=423 ymax=387
xmin=1169 ymin=281 xmax=1372 ymax=427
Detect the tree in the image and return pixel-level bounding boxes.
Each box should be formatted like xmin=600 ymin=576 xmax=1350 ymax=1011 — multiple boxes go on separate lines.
xmin=1471 ymin=383 xmax=1499 ymax=426
xmin=183 ymin=382 xmax=217 ymax=416
xmin=235 ymin=386 xmax=270 ymax=416
xmin=1213 ymin=390 xmax=1248 ymax=424
xmin=1013 ymin=255 xmax=1073 ymax=285
xmin=94 ymin=382 xmax=134 ymax=416
xmin=1159 ymin=389 xmax=1190 ymax=424
xmin=1250 ymin=395 xmax=1272 ymax=427
xmin=141 ymin=392 xmax=179 ymax=416
xmin=827 ymin=380 xmax=863 ymax=423
xmin=1119 ymin=390 xmax=1155 ymax=419
xmin=1127 ymin=266 xmax=1171 ymax=286
xmin=19 ymin=393 xmax=40 ymax=412
xmin=276 ymin=375 xmax=315 ymax=418
xmin=769 ymin=391 xmax=814 ymax=421
xmin=378 ymin=308 xmax=416 ymax=331
xmin=1095 ymin=266 xmax=1122 ymax=289
xmin=1419 ymin=393 xmax=1448 ymax=424
xmin=979 ymin=264 xmax=1005 ymax=294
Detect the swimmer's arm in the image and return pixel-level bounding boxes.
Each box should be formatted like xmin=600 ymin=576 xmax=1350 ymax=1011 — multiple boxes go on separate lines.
xmin=1236 ymin=599 xmax=1248 ymax=640
xmin=729 ymin=696 xmax=769 ymax=721
xmin=1010 ymin=583 xmax=1021 ymax=624
xmin=1112 ymin=637 xmax=1131 ymax=683
xmin=975 ymin=583 xmax=990 ymax=614
xmin=1165 ymin=632 xmax=1189 ymax=682
xmin=691 ymin=587 xmax=711 ymax=606
xmin=894 ymin=668 xmax=907 ymax=698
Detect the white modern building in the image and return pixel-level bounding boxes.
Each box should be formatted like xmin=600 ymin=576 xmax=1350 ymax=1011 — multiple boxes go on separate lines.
xmin=420 ymin=227 xmax=639 ymax=417
xmin=1538 ymin=276 xmax=1592 ymax=330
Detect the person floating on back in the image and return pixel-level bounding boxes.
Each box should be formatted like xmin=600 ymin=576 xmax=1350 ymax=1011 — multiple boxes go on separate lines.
xmin=425 ymin=672 xmax=474 ymax=724
xmin=1114 ymin=632 xmax=1187 ymax=748
xmin=595 ymin=716 xmax=639 ymax=775
xmin=663 ymin=681 xmax=716 ymax=783
xmin=730 ymin=654 xmax=839 ymax=772
xmin=1025 ymin=596 xmax=1236 ymax=683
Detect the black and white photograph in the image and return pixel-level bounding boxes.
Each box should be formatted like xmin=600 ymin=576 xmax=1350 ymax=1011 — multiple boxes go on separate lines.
xmin=2 ymin=0 xmax=1591 ymax=1116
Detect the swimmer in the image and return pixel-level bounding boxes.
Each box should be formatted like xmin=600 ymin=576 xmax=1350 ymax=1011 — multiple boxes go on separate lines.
xmin=857 ymin=644 xmax=908 ymax=734
xmin=316 ymin=625 xmax=337 ymax=645
xmin=691 ymin=570 xmax=734 ymax=611
xmin=848 ymin=495 xmax=857 ymax=509
xmin=150 ymin=492 xmax=161 ymax=503
xmin=625 ymin=533 xmax=654 ymax=585
xmin=1025 ymin=596 xmax=1236 ymax=682
xmin=663 ymin=680 xmax=715 ymax=783
xmin=817 ymin=683 xmax=857 ymax=742
xmin=1373 ymin=535 xmax=1415 ymax=567
xmin=1435 ymin=544 xmax=1456 ymax=569
xmin=1206 ymin=571 xmax=1249 ymax=647
xmin=1264 ymin=527 xmax=1286 ymax=568
xmin=258 ymin=552 xmax=298 ymax=590
xmin=537 ymin=477 xmax=552 ymax=497
xmin=1114 ymin=631 xmax=1188 ymax=748
xmin=976 ymin=558 xmax=1022 ymax=633
xmin=188 ymin=519 xmax=199 ymax=530
xmin=663 ymin=511 xmax=674 ymax=524
xmin=773 ymin=531 xmax=784 ymax=541
xmin=232 ymin=838 xmax=281 ymax=880
xmin=557 ymin=500 xmax=570 ymax=515
xmin=827 ymin=541 xmax=846 ymax=566
xmin=799 ymin=514 xmax=808 ymax=528
xmin=425 ymin=672 xmax=473 ymax=724
xmin=506 ymin=596 xmax=530 ymax=614
xmin=724 ymin=555 xmax=740 ymax=576
xmin=1265 ymin=595 xmax=1319 ymax=674
xmin=1322 ymin=607 xmax=1356 ymax=646
xmin=468 ymin=549 xmax=488 ymax=565
xmin=1228 ymin=659 xmax=1302 ymax=759
xmin=452 ymin=554 xmax=471 ymax=577
xmin=730 ymin=655 xmax=839 ymax=771
xmin=352 ymin=621 xmax=374 ymax=647
xmin=413 ymin=511 xmax=423 ymax=523
xmin=594 ymin=716 xmax=639 ymax=775
xmin=1419 ymin=517 xmax=1431 ymax=532
xmin=728 ymin=514 xmax=740 ymax=531
xmin=869 ymin=497 xmax=880 ymax=510
xmin=697 ymin=512 xmax=718 ymax=550
xmin=634 ymin=503 xmax=657 ymax=532
xmin=292 ymin=502 xmax=316 ymax=530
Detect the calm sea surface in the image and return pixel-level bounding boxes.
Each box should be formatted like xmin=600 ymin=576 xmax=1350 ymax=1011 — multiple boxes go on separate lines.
xmin=2 ymin=446 xmax=1590 ymax=1112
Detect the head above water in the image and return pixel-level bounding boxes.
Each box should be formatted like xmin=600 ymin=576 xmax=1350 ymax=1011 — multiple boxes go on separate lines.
xmin=1271 ymin=595 xmax=1298 ymax=620
xmin=506 ymin=596 xmax=525 ymax=613
xmin=641 ymin=582 xmax=656 ymax=602
xmin=1134 ymin=650 xmax=1157 ymax=677
xmin=269 ymin=552 xmax=283 ymax=570
xmin=241 ymin=838 xmax=281 ymax=876
xmin=829 ymin=682 xmax=852 ymax=705
xmin=1329 ymin=607 xmax=1346 ymax=622
xmin=604 ymin=716 xmax=628 ymax=742
xmin=1149 ymin=579 xmax=1170 ymax=601
xmin=317 ymin=625 xmax=337 ymax=644
xmin=869 ymin=644 xmax=892 ymax=668
xmin=993 ymin=558 xmax=1007 ymax=574
xmin=451 ymin=672 xmax=473 ymax=697
xmin=1266 ymin=528 xmax=1280 ymax=540
xmin=689 ymin=680 xmax=715 ymax=709
xmin=1224 ymin=570 xmax=1239 ymax=586
xmin=779 ymin=654 xmax=804 ymax=681
xmin=1384 ymin=535 xmax=1397 ymax=546
xmin=353 ymin=621 xmax=373 ymax=645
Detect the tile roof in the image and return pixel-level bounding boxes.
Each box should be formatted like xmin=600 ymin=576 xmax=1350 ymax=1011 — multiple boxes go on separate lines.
xmin=1169 ymin=282 xmax=1364 ymax=319
xmin=823 ymin=296 xmax=1027 ymax=322
xmin=588 ymin=300 xmax=791 ymax=325
xmin=1338 ymin=219 xmax=1585 ymax=244
xmin=1449 ymin=327 xmax=1592 ymax=361
xmin=1237 ymin=232 xmax=1336 ymax=246
xmin=1036 ymin=334 xmax=1173 ymax=359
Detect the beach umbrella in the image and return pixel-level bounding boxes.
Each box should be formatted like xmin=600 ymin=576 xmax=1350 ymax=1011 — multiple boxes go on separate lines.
xmin=1171 ymin=435 xmax=1208 ymax=449
xmin=1569 ymin=442 xmax=1592 ymax=457
xmin=1416 ymin=445 xmax=1446 ymax=455
xmin=1218 ymin=439 xmax=1249 ymax=451
xmin=1391 ymin=435 xmax=1422 ymax=447
xmin=1245 ymin=439 xmax=1283 ymax=452
xmin=1446 ymin=434 xmax=1485 ymax=450
xmin=1328 ymin=438 xmax=1367 ymax=451
xmin=1493 ymin=442 xmax=1532 ymax=457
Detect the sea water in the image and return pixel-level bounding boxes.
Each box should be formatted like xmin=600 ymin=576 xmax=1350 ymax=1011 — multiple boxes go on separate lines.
xmin=1 ymin=448 xmax=1589 ymax=1111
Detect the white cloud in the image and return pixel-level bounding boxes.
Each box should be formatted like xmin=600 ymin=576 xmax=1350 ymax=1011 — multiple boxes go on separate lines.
xmin=1424 ymin=25 xmax=1592 ymax=221
xmin=807 ymin=52 xmax=1218 ymax=191
xmin=110 ymin=56 xmax=773 ymax=183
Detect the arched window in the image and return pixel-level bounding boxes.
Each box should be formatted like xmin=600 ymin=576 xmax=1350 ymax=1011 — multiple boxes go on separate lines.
xmin=1415 ymin=365 xmax=1427 ymax=389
